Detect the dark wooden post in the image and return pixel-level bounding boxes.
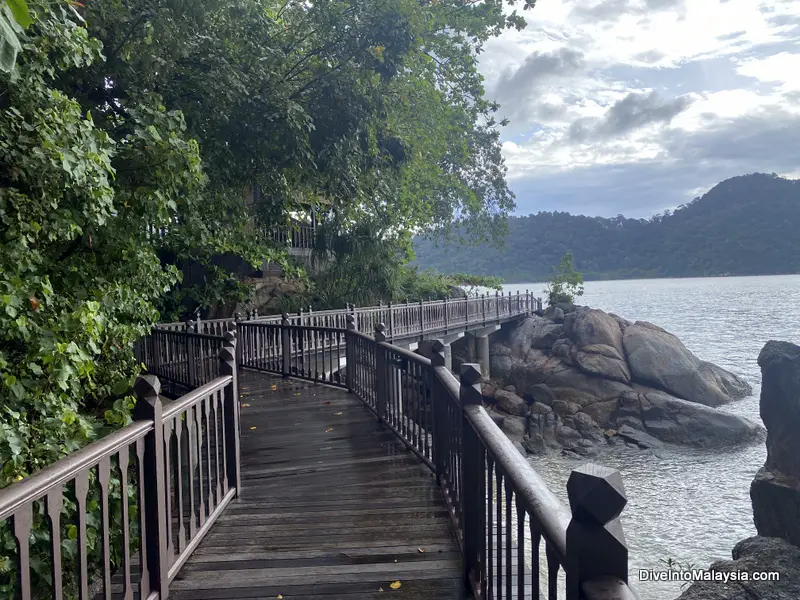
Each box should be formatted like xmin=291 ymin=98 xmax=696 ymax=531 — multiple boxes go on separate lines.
xmin=345 ymin=314 xmax=357 ymax=392
xmin=132 ymin=375 xmax=168 ymax=599
xmin=443 ymin=297 xmax=449 ymax=332
xmin=387 ymin=302 xmax=394 ymax=341
xmin=565 ymin=464 xmax=630 ymax=600
xmin=516 ymin=290 xmax=520 ymax=314
xmin=429 ymin=340 xmax=448 ymax=484
xmin=374 ymin=323 xmax=387 ymax=422
xmin=186 ymin=320 xmax=197 ymax=388
xmin=281 ymin=313 xmax=291 ymax=377
xmin=459 ymin=364 xmax=485 ymax=594
xmin=495 ymin=291 xmax=500 ymax=322
xmin=525 ymin=289 xmax=530 ymax=313
xmin=419 ymin=299 xmax=425 ymax=334
xmin=233 ymin=313 xmax=242 ymax=365
xmin=220 ymin=333 xmax=241 ymax=496
xmin=481 ymin=294 xmax=486 ymax=325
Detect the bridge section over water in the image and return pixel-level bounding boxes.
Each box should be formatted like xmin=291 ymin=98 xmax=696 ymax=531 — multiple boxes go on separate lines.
xmin=0 ymin=298 xmax=640 ymax=600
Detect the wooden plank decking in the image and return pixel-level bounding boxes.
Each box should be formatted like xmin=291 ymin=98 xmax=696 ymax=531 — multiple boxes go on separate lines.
xmin=170 ymin=371 xmax=466 ymax=599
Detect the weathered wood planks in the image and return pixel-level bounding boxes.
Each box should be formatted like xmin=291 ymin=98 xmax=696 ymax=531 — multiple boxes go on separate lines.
xmin=170 ymin=372 xmax=465 ymax=599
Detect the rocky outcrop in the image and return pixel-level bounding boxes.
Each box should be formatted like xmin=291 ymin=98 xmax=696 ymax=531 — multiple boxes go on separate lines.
xmin=624 ymin=322 xmax=735 ymax=407
xmin=676 ymin=341 xmax=800 ymax=599
xmin=750 ymin=341 xmax=800 ymax=548
xmin=675 ymin=536 xmax=800 ymax=600
xmin=486 ymin=306 xmax=761 ymax=456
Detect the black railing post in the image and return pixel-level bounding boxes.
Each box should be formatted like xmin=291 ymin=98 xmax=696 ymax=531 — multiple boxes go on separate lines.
xmin=220 ymin=333 xmax=241 ymax=497
xmin=281 ymin=313 xmax=291 ymax=377
xmin=566 ymin=464 xmax=630 ymax=600
xmin=460 ymin=363 xmax=485 ymax=595
xmin=443 ymin=297 xmax=449 ymax=332
xmin=345 ymin=314 xmax=357 ymax=392
xmin=419 ymin=299 xmax=425 ymax=334
xmin=388 ymin=302 xmax=394 ymax=340
xmin=481 ymin=294 xmax=486 ymax=325
xmin=430 ymin=341 xmax=448 ymax=485
xmin=186 ymin=320 xmax=197 ymax=388
xmin=525 ymin=289 xmax=530 ymax=313
xmin=132 ymin=375 xmax=168 ymax=599
xmin=496 ymin=291 xmax=500 ymax=322
xmin=374 ymin=323 xmax=388 ymax=422
xmin=516 ymin=290 xmax=520 ymax=314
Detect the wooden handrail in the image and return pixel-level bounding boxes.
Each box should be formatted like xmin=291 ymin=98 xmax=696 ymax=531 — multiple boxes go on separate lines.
xmin=1 ymin=338 xmax=241 ymax=600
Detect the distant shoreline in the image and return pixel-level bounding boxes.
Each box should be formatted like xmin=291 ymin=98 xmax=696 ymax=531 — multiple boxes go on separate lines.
xmin=496 ymin=272 xmax=800 ymax=287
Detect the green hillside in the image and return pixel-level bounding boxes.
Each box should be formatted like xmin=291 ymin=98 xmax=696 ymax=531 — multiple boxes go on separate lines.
xmin=412 ymin=173 xmax=800 ymax=281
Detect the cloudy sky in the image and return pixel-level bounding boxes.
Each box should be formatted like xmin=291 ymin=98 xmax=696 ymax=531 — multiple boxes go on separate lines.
xmin=480 ymin=0 xmax=800 ymax=218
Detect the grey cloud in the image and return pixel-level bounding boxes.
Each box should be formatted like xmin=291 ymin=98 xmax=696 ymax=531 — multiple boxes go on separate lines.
xmin=490 ymin=48 xmax=585 ymax=131
xmin=570 ymin=0 xmax=685 ymax=24
xmin=632 ymin=50 xmax=665 ymax=63
xmin=494 ymin=48 xmax=585 ymax=99
xmin=509 ymin=108 xmax=800 ymax=219
xmin=568 ymin=92 xmax=694 ymax=143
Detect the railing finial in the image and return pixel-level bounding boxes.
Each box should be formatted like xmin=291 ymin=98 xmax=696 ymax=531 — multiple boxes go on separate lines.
xmin=430 ymin=339 xmax=445 ymax=367
xmin=374 ymin=322 xmax=387 ymax=343
xmin=346 ymin=313 xmax=357 ymax=331
xmin=459 ymin=363 xmax=483 ymax=406
xmin=566 ymin=464 xmax=630 ymax=598
xmin=133 ymin=374 xmax=161 ymax=402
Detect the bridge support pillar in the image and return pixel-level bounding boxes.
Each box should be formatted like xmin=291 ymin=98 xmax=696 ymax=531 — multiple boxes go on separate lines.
xmin=476 ymin=334 xmax=490 ymax=379
xmin=436 ymin=332 xmax=464 ymax=373
xmin=467 ymin=325 xmax=499 ymax=379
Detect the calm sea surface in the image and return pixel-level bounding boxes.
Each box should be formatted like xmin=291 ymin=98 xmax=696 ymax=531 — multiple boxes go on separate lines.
xmin=500 ymin=275 xmax=800 ymax=599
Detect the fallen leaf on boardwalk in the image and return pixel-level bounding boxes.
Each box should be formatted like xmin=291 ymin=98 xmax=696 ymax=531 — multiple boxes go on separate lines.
xmin=241 ymin=403 xmax=250 ymax=408
xmin=241 ymin=392 xmax=249 ymax=396
xmin=250 ymin=426 xmax=257 ymax=430
xmin=335 ymin=412 xmax=342 ymax=415
xmin=277 ymin=596 xmax=283 ymax=599
xmin=417 ymin=547 xmax=425 ymax=553
xmin=378 ymin=587 xmax=384 ymax=592
xmin=323 ymin=401 xmax=331 ymax=405
xmin=326 ymin=428 xmax=334 ymax=432
xmin=271 ymin=384 xmax=277 ymax=390
xmin=390 ymin=581 xmax=402 ymax=590
xmin=293 ymin=393 xmax=302 ymax=396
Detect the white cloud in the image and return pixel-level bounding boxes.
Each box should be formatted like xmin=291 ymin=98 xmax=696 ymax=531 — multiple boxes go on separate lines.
xmin=481 ymin=0 xmax=800 ymax=217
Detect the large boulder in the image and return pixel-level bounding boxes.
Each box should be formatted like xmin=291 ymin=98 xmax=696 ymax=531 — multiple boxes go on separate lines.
xmin=676 ymin=536 xmax=800 ymax=600
xmin=751 ymin=341 xmax=800 ymax=547
xmin=638 ymin=390 xmax=764 ymax=447
xmin=566 ymin=308 xmax=625 ymax=356
xmin=508 ymin=317 xmax=564 ymax=352
xmin=623 ymin=321 xmax=751 ymax=407
xmin=574 ymin=343 xmax=631 ymax=384
xmin=493 ymin=389 xmax=528 ymax=417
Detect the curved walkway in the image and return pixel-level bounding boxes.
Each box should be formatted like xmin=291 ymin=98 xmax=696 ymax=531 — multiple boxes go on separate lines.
xmin=170 ymin=371 xmax=464 ymax=599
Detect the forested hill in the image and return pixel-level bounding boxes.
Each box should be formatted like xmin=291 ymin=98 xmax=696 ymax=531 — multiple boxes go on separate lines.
xmin=412 ymin=173 xmax=800 ymax=282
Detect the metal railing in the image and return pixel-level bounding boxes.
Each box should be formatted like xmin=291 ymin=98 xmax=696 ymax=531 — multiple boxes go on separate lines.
xmin=0 ymin=336 xmax=240 ymax=600
xmin=233 ymin=317 xmax=639 ymax=600
xmin=159 ymin=291 xmax=542 ymax=340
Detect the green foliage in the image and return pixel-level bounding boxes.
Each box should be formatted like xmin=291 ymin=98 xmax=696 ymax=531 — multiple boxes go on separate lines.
xmin=0 ymin=0 xmax=30 ymax=72
xmin=545 ymin=252 xmax=583 ymax=306
xmin=413 ymin=174 xmax=800 ymax=282
xmin=2 ymin=0 xmax=535 ymax=592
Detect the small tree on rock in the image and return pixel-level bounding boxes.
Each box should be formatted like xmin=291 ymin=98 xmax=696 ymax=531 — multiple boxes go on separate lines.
xmin=545 ymin=252 xmax=584 ymax=306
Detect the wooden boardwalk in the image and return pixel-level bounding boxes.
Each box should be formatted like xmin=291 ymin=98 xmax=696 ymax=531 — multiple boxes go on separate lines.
xmin=170 ymin=371 xmax=466 ymax=599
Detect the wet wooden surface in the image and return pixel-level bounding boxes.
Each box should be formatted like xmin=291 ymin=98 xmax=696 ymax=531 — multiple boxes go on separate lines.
xmin=170 ymin=370 xmax=465 ymax=599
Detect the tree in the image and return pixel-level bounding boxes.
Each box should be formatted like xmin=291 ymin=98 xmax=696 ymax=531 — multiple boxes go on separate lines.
xmin=0 ymin=0 xmax=30 ymax=72
xmin=545 ymin=252 xmax=584 ymax=306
